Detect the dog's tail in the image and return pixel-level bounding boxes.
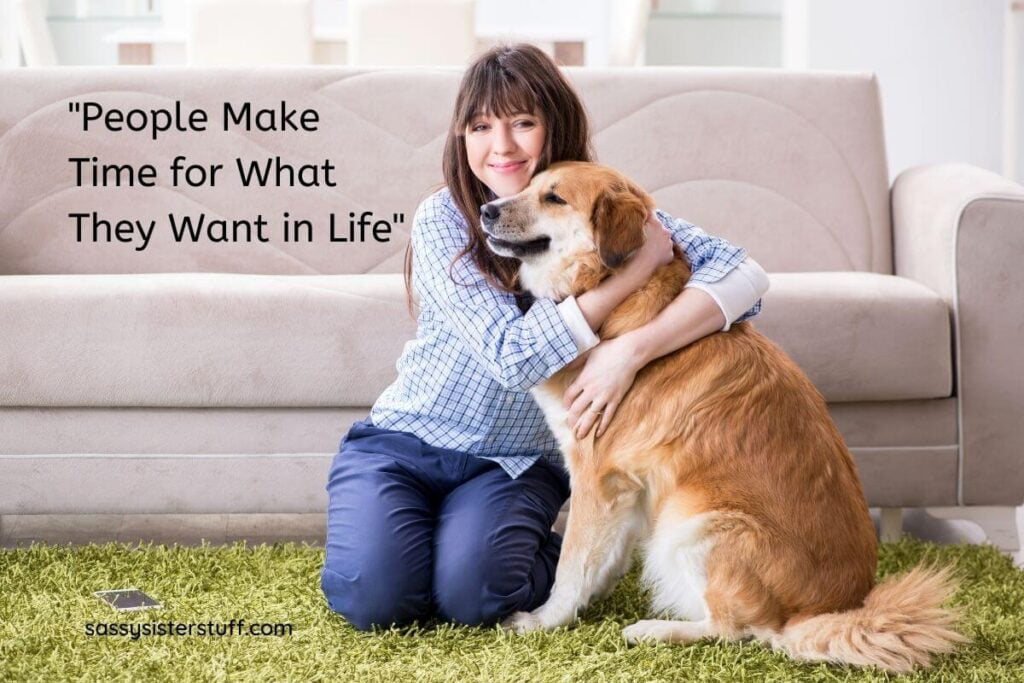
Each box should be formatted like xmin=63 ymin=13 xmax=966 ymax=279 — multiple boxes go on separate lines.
xmin=770 ymin=565 xmax=967 ymax=673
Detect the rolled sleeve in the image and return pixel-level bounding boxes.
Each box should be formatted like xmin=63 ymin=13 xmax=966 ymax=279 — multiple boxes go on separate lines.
xmin=685 ymin=256 xmax=770 ymax=331
xmin=656 ymin=209 xmax=766 ymax=327
xmin=556 ymin=295 xmax=601 ymax=353
xmin=656 ymin=209 xmax=747 ymax=284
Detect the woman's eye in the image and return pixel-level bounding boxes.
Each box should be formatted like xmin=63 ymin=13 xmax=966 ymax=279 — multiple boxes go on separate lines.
xmin=514 ymin=119 xmax=535 ymax=128
xmin=471 ymin=123 xmax=489 ymax=132
xmin=544 ymin=193 xmax=567 ymax=205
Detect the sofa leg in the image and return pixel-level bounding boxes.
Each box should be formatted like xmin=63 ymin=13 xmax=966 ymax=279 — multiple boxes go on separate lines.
xmin=879 ymin=507 xmax=903 ymax=543
xmin=924 ymin=506 xmax=1022 ymax=553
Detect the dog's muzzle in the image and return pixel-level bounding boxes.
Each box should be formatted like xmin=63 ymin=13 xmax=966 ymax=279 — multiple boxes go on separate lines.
xmin=479 ymin=200 xmax=551 ymax=258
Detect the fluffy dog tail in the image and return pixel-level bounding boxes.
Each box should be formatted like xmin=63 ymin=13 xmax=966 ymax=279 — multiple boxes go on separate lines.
xmin=770 ymin=565 xmax=967 ymax=673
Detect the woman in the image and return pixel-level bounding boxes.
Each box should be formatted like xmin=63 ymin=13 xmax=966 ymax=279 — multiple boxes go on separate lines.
xmin=321 ymin=43 xmax=769 ymax=631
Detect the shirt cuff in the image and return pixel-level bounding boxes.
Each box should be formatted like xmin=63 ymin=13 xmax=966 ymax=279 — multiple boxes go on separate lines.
xmin=684 ymin=256 xmax=770 ymax=332
xmin=556 ymin=295 xmax=601 ymax=353
xmin=523 ymin=296 xmax=584 ymax=388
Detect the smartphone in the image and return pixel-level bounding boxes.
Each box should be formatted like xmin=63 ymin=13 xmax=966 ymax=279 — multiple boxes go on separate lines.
xmin=94 ymin=588 xmax=162 ymax=612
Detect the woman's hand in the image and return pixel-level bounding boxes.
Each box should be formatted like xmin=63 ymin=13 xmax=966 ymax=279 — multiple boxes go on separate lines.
xmin=561 ymin=214 xmax=670 ymax=439
xmin=620 ymin=211 xmax=674 ymax=282
xmin=563 ymin=334 xmax=644 ymax=440
xmin=570 ymin=212 xmax=674 ymax=345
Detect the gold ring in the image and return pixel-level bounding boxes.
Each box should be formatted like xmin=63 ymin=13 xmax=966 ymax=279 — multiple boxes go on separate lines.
xmin=589 ymin=406 xmax=604 ymax=415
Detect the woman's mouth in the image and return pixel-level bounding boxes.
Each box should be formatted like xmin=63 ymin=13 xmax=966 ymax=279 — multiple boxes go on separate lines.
xmin=490 ymin=160 xmax=528 ymax=174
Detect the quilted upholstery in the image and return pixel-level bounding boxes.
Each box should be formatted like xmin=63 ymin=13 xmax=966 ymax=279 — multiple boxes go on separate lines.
xmin=0 ymin=67 xmax=889 ymax=276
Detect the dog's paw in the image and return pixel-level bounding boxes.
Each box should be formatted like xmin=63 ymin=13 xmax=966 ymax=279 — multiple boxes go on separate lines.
xmin=623 ymin=619 xmax=710 ymax=645
xmin=622 ymin=620 xmax=672 ymax=645
xmin=500 ymin=610 xmax=546 ymax=634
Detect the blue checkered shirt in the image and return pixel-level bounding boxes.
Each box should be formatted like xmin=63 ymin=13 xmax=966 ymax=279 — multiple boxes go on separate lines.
xmin=369 ymin=188 xmax=761 ymax=478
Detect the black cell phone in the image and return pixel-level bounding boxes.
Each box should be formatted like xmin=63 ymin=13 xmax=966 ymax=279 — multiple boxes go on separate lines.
xmin=94 ymin=588 xmax=163 ymax=612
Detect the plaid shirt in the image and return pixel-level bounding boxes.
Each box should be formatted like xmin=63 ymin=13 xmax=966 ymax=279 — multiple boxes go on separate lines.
xmin=369 ymin=188 xmax=761 ymax=478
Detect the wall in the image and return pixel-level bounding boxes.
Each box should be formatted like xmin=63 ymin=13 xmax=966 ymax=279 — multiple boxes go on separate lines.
xmin=783 ymin=0 xmax=1010 ymax=183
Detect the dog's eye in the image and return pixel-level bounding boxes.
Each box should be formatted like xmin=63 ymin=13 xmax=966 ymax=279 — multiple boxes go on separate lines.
xmin=544 ymin=193 xmax=567 ymax=206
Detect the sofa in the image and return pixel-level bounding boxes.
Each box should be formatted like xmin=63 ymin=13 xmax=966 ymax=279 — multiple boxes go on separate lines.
xmin=1 ymin=67 xmax=1022 ymax=546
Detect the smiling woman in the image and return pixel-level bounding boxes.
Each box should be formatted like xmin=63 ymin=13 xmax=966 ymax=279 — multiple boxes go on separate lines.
xmin=321 ymin=43 xmax=768 ymax=636
xmin=465 ymin=110 xmax=546 ymax=198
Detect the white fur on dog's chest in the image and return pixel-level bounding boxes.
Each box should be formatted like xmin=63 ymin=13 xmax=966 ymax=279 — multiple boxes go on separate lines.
xmin=530 ymin=384 xmax=575 ymax=453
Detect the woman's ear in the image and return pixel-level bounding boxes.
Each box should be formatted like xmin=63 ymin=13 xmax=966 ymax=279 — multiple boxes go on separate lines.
xmin=590 ymin=186 xmax=648 ymax=269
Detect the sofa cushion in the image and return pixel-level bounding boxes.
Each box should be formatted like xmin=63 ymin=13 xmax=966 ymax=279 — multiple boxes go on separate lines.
xmin=756 ymin=272 xmax=951 ymax=401
xmin=0 ymin=271 xmax=950 ymax=407
xmin=0 ymin=273 xmax=416 ymax=408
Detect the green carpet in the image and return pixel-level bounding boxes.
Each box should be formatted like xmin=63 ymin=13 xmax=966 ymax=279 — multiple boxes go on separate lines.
xmin=1 ymin=539 xmax=1022 ymax=682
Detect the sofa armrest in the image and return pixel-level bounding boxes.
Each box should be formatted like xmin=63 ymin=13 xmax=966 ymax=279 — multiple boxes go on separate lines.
xmin=892 ymin=162 xmax=1024 ymax=505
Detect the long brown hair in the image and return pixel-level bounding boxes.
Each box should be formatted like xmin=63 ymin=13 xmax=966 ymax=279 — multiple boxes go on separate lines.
xmin=403 ymin=43 xmax=595 ymax=317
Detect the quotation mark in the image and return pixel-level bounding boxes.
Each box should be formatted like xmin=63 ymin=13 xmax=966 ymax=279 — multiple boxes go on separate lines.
xmin=69 ymin=101 xmax=81 ymax=113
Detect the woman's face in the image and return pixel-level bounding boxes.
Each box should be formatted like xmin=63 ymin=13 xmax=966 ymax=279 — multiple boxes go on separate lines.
xmin=465 ymin=110 xmax=546 ymax=199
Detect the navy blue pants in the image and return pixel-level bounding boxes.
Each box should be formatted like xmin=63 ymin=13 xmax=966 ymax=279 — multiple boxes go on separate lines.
xmin=320 ymin=417 xmax=570 ymax=631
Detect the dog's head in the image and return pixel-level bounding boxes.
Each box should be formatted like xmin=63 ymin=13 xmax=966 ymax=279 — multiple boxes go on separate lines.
xmin=480 ymin=161 xmax=654 ymax=300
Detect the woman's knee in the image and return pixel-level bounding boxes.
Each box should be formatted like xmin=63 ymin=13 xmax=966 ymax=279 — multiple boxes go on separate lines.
xmin=321 ymin=561 xmax=430 ymax=631
xmin=433 ymin=469 xmax=567 ymax=626
xmin=433 ymin=549 xmax=532 ymax=627
xmin=321 ymin=439 xmax=435 ymax=630
xmin=321 ymin=501 xmax=433 ymax=630
xmin=321 ymin=468 xmax=434 ymax=630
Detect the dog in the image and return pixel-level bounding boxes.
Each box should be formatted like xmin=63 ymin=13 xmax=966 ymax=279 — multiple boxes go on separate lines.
xmin=480 ymin=161 xmax=966 ymax=672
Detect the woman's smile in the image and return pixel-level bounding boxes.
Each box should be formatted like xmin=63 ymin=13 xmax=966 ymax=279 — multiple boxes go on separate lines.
xmin=490 ymin=160 xmax=528 ymax=174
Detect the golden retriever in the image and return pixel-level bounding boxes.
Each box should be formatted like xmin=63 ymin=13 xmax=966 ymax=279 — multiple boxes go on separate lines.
xmin=482 ymin=161 xmax=965 ymax=672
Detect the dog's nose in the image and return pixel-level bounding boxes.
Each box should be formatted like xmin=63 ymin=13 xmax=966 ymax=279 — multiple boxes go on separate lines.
xmin=481 ymin=202 xmax=501 ymax=227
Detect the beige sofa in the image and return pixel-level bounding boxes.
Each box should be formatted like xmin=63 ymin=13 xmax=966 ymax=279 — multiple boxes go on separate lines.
xmin=1 ymin=67 xmax=1022 ymax=545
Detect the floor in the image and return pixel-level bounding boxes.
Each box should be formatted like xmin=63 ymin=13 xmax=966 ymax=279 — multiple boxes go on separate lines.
xmin=2 ymin=508 xmax=1022 ymax=568
xmin=0 ymin=513 xmax=326 ymax=549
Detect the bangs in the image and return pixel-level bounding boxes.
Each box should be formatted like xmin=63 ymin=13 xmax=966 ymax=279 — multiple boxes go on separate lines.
xmin=458 ymin=61 xmax=540 ymax=128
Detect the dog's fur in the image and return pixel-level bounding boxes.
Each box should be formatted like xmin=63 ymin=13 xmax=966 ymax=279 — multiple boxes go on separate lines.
xmin=482 ymin=162 xmax=966 ymax=673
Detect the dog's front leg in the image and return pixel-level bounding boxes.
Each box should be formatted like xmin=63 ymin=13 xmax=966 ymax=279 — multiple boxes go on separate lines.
xmin=503 ymin=466 xmax=640 ymax=632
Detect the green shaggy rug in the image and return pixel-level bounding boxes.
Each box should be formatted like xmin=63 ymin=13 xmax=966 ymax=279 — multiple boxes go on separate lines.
xmin=1 ymin=539 xmax=1022 ymax=682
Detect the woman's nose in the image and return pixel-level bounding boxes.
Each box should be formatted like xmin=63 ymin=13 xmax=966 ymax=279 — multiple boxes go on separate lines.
xmin=492 ymin=123 xmax=517 ymax=153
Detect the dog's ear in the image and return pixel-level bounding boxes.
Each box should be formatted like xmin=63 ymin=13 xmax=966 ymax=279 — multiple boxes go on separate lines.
xmin=590 ymin=184 xmax=648 ymax=270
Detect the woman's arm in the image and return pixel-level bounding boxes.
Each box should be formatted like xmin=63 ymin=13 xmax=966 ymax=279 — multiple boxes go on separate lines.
xmin=623 ymin=287 xmax=724 ymax=369
xmin=412 ymin=191 xmax=668 ymax=391
xmin=656 ymin=209 xmax=767 ymax=329
xmin=564 ymin=213 xmax=769 ymax=439
xmin=562 ymin=287 xmax=726 ymax=440
xmin=572 ymin=215 xmax=675 ymax=332
xmin=411 ymin=194 xmax=576 ymax=391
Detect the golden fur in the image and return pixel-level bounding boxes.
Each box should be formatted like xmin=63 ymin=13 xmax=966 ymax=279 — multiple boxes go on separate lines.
xmin=487 ymin=162 xmax=966 ymax=673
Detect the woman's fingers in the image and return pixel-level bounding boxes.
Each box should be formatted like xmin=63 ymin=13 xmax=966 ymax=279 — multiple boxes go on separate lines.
xmin=596 ymin=397 xmax=619 ymax=437
xmin=566 ymin=392 xmax=592 ymax=432
xmin=573 ymin=396 xmax=610 ymax=440
xmin=574 ymin=408 xmax=596 ymax=440
xmin=563 ymin=381 xmax=584 ymax=410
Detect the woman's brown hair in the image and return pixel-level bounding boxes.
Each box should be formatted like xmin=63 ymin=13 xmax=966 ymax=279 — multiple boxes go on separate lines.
xmin=403 ymin=43 xmax=595 ymax=316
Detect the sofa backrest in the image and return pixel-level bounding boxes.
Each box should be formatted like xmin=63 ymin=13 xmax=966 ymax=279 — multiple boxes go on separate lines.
xmin=0 ymin=67 xmax=891 ymax=276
